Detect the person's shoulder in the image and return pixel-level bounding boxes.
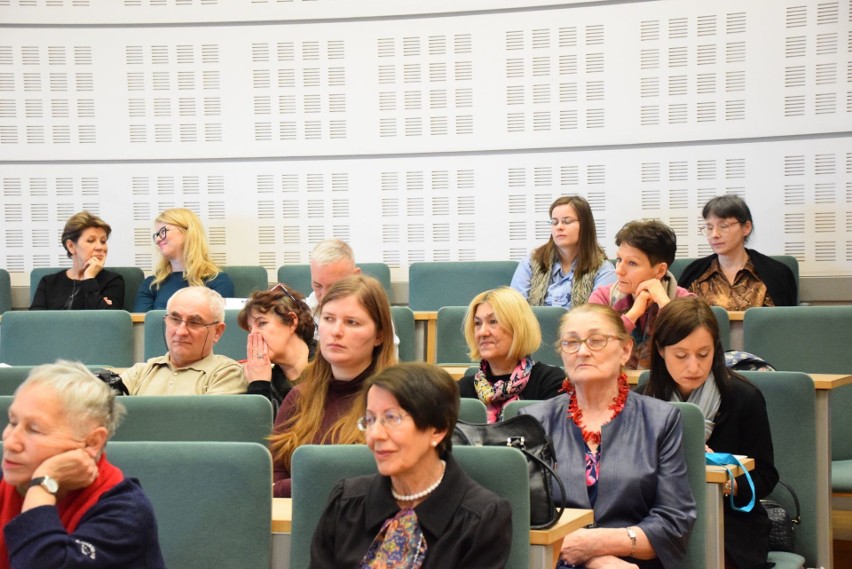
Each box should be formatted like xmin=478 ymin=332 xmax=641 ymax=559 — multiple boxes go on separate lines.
xmin=208 ymin=353 xmax=241 ymax=366
xmin=588 ymin=283 xmax=614 ymax=304
xmin=628 ymin=390 xmax=680 ymax=416
xmin=519 ymin=393 xmax=569 ymax=419
xmin=336 ymin=473 xmax=376 ymax=500
xmin=532 ymin=361 xmax=564 ymax=379
xmin=95 ymin=478 xmax=157 ymax=520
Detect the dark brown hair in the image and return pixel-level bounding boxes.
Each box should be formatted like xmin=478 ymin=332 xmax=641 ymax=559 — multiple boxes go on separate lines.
xmin=237 ymin=284 xmax=315 ymax=346
xmin=615 ymin=219 xmax=677 ymax=268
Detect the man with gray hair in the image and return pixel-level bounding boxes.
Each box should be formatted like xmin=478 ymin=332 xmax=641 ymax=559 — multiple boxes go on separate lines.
xmin=121 ymin=286 xmax=247 ymax=395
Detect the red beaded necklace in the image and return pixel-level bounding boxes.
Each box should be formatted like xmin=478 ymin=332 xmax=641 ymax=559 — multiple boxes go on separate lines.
xmin=563 ymin=372 xmax=630 ymax=446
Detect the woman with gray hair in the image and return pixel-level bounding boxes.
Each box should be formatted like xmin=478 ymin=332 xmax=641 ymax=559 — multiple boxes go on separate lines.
xmin=0 ymin=361 xmax=166 ymax=568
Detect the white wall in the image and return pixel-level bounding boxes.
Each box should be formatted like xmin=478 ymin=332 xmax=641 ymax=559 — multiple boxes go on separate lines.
xmin=1 ymin=0 xmax=850 ymax=291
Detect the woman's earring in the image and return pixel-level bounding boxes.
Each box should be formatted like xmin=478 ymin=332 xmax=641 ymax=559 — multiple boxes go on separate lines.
xmin=431 ymin=441 xmax=438 ymax=447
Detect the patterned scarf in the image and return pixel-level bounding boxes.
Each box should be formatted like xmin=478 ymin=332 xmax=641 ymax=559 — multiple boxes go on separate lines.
xmin=474 ymin=356 xmax=534 ymax=422
xmin=528 ymin=254 xmax=605 ymax=308
xmin=0 ymin=454 xmax=124 ymax=569
xmin=360 ymin=508 xmax=427 ymax=569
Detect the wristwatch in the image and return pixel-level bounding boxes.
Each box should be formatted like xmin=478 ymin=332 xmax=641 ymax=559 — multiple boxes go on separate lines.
xmin=28 ymin=476 xmax=59 ymax=495
xmin=626 ymin=526 xmax=637 ymax=557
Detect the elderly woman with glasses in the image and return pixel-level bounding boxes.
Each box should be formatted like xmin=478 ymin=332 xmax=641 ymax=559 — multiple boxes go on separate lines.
xmin=134 ymin=208 xmax=234 ymax=312
xmin=238 ymin=284 xmax=317 ymax=410
xmin=678 ymin=195 xmax=797 ymax=309
xmin=310 ymin=363 xmax=512 ymax=569
xmin=520 ymin=304 xmax=696 ymax=569
xmin=1 ymin=361 xmax=166 ymax=568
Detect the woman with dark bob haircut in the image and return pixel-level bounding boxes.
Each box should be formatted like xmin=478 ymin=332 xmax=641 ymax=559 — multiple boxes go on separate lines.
xmin=310 ymin=363 xmax=512 ymax=568
xmin=30 ymin=211 xmax=125 ymax=310
xmin=638 ymin=297 xmax=778 ymax=568
xmin=511 ymin=195 xmax=616 ymax=309
xmin=238 ymin=283 xmax=317 ymax=410
xmin=678 ymin=194 xmax=797 ymax=309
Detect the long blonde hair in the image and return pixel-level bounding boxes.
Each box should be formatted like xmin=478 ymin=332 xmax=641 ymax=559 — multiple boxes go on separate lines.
xmin=269 ymin=275 xmax=397 ymax=471
xmin=151 ymin=208 xmax=221 ymax=289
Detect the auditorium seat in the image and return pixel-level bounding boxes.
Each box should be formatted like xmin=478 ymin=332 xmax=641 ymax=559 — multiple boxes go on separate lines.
xmin=276 ymin=262 xmax=393 ymax=302
xmin=408 ymin=261 xmax=517 ymax=311
xmin=29 ymin=266 xmax=144 ymax=312
xmin=222 ymin=265 xmax=269 ymax=298
xmin=0 ymin=268 xmax=11 ymax=315
xmin=390 ymin=305 xmax=415 ymax=361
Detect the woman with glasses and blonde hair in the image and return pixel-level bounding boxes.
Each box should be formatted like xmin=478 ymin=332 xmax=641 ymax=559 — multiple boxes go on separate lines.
xmin=30 ymin=211 xmax=125 ymax=310
xmin=134 ymin=208 xmax=233 ymax=312
xmin=678 ymin=195 xmax=797 ymax=309
xmin=311 ymin=363 xmax=512 ymax=568
xmin=511 ymin=195 xmax=616 ymax=309
xmin=270 ymin=275 xmax=396 ymax=498
xmin=238 ymin=283 xmax=317 ymax=410
xmin=520 ymin=303 xmax=696 ymax=569
xmin=459 ymin=287 xmax=564 ymax=422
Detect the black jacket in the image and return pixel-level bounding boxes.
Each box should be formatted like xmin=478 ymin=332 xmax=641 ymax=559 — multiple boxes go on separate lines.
xmin=458 ymin=361 xmax=565 ymax=401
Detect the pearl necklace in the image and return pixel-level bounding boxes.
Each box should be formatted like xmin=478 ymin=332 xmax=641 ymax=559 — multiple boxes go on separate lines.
xmin=391 ymin=460 xmax=446 ymax=502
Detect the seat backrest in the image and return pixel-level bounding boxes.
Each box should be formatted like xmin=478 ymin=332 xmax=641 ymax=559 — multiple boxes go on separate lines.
xmin=743 ymin=306 xmax=852 ymax=459
xmin=113 ymin=395 xmax=272 ymax=446
xmin=0 ymin=268 xmax=11 ymax=314
xmin=0 ymin=310 xmax=134 ymax=366
xmin=739 ymin=372 xmax=819 ymax=565
xmin=668 ymin=402 xmax=708 ymax=569
xmin=107 ymin=441 xmax=271 ymax=569
xmin=222 ymin=265 xmax=269 ymax=298
xmin=710 ymin=305 xmax=731 ymax=351
xmin=29 ymin=266 xmax=143 ymax=312
xmin=774 ymin=255 xmax=799 ymax=304
xmin=436 ymin=306 xmax=471 ymax=365
xmin=459 ymin=398 xmax=487 ymax=422
xmin=290 ymin=444 xmax=530 ymax=569
xmin=390 ymin=306 xmax=415 ymax=361
xmin=668 ymin=258 xmax=694 ymax=282
xmin=531 ymin=306 xmax=565 ymax=366
xmin=276 ymin=263 xmax=393 ymax=302
xmin=502 ymin=399 xmax=538 ymax=420
xmin=408 ymin=261 xmax=517 ymax=311
xmin=0 ymin=365 xmax=101 ymax=396
xmin=143 ymin=309 xmax=248 ymax=361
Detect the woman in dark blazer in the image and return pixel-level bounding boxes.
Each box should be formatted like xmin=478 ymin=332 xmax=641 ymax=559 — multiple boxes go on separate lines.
xmin=639 ymin=296 xmax=778 ymax=569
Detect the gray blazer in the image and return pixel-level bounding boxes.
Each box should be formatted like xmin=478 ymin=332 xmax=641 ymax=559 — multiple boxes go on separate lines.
xmin=521 ymin=391 xmax=696 ymax=569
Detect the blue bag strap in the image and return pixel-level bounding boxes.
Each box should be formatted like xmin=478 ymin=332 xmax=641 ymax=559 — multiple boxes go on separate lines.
xmin=705 ymin=452 xmax=756 ymax=512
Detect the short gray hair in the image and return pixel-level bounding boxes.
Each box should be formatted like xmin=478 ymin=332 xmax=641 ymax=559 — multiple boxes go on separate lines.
xmin=18 ymin=360 xmax=126 ymax=438
xmin=310 ymin=239 xmax=355 ymax=266
xmin=167 ymin=286 xmax=225 ymax=322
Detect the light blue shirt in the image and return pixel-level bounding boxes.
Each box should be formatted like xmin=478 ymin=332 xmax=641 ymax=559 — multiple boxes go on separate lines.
xmin=510 ymin=256 xmax=616 ymax=309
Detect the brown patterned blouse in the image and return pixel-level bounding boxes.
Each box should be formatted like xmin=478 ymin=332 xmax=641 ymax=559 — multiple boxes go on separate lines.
xmin=688 ymin=257 xmax=775 ymax=310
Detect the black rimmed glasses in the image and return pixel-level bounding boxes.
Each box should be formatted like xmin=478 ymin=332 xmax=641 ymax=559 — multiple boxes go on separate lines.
xmin=698 ymin=221 xmax=741 ymax=238
xmin=152 ymin=227 xmax=170 ymax=243
xmin=560 ymin=334 xmax=621 ymax=354
xmin=162 ymin=314 xmax=220 ymax=333
xmin=357 ymin=411 xmax=410 ymax=432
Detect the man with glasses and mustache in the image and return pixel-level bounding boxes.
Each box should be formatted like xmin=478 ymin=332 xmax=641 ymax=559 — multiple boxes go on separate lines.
xmin=120 ymin=287 xmax=247 ymax=395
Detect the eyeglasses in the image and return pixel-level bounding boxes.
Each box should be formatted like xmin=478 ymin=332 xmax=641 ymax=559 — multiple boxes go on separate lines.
xmin=163 ymin=314 xmax=219 ymax=333
xmin=357 ymin=411 xmax=410 ymax=432
xmin=560 ymin=334 xmax=621 ymax=354
xmin=152 ymin=227 xmax=171 ymax=243
xmin=698 ymin=221 xmax=740 ymax=238
xmin=550 ymin=218 xmax=578 ymax=227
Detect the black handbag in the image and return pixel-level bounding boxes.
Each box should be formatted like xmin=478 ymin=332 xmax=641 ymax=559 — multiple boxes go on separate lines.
xmin=760 ymin=480 xmax=801 ymax=552
xmin=452 ymin=414 xmax=566 ymax=529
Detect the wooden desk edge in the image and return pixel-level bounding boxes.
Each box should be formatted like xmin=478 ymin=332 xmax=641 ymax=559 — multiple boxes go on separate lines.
xmin=706 ymin=457 xmax=755 ymax=484
xmin=529 ymin=508 xmax=594 ymax=545
xmin=272 ymin=498 xmax=292 ymax=533
xmin=413 ymin=311 xmax=438 ymax=321
xmin=810 ymin=373 xmax=852 ymax=390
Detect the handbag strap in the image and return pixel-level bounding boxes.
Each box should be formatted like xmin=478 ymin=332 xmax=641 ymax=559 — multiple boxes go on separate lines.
xmin=510 ymin=444 xmax=567 ymax=529
xmin=773 ymin=479 xmax=801 ymax=525
xmin=705 ymin=453 xmax=756 ymax=513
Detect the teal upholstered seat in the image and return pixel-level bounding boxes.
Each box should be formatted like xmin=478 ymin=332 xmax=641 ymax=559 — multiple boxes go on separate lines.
xmin=669 ymin=402 xmax=708 ymax=569
xmin=710 ymin=305 xmax=731 ymax=351
xmin=408 ymin=261 xmax=517 ymax=311
xmin=743 ymin=306 xmax=852 ymax=499
xmin=290 ymin=444 xmax=530 ymax=569
xmin=501 ymin=399 xmax=536 ymax=420
xmin=276 ymin=263 xmax=393 ymax=302
xmin=222 ymin=265 xmax=269 ymax=297
xmin=0 ymin=310 xmax=133 ymax=366
xmin=0 ymin=365 xmax=100 ymax=395
xmin=29 ymin=266 xmax=144 ymax=312
xmin=0 ymin=268 xmax=11 ymax=315
xmin=458 ymin=397 xmax=487 ymax=422
xmin=390 ymin=306 xmax=415 ymax=361
xmin=436 ymin=305 xmax=564 ymax=366
xmin=143 ymin=308 xmax=248 ymax=361
xmin=108 ymin=441 xmax=271 ymax=569
xmin=740 ymin=371 xmax=815 ymax=568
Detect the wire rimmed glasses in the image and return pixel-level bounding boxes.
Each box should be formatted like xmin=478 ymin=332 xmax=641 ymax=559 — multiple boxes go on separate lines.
xmin=559 ymin=334 xmax=621 ymax=354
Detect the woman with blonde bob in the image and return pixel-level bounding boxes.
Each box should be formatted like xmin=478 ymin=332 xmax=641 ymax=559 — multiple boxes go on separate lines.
xmin=134 ymin=207 xmax=233 ymax=311
xmin=270 ymin=275 xmax=397 ymax=497
xmin=459 ymin=287 xmax=564 ymax=422
xmin=0 ymin=361 xmax=165 ymax=568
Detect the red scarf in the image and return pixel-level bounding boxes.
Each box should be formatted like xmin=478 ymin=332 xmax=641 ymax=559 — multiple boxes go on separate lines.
xmin=0 ymin=454 xmax=124 ymax=569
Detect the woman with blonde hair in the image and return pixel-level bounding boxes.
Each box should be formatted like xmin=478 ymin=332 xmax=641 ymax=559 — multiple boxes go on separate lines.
xmin=511 ymin=195 xmax=615 ymax=309
xmin=459 ymin=287 xmax=564 ymax=422
xmin=134 ymin=208 xmax=233 ymax=311
xmin=270 ymin=275 xmax=397 ymax=497
xmin=30 ymin=211 xmax=125 ymax=310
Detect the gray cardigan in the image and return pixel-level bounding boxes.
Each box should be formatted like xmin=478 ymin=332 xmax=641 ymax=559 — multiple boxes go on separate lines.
xmin=520 ymin=391 xmax=696 ymax=569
